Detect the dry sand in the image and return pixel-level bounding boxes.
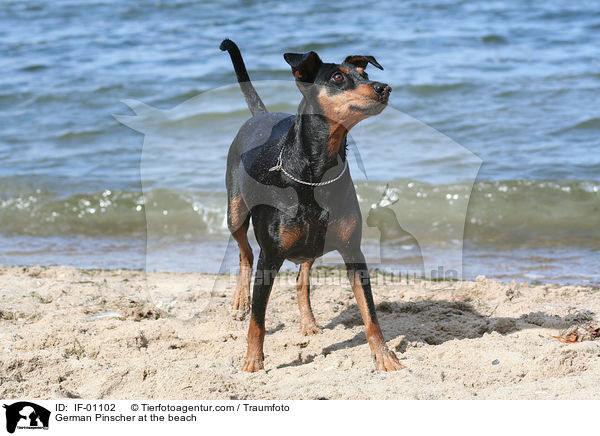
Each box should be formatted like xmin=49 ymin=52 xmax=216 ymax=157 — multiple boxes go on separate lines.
xmin=1 ymin=264 xmax=599 ymax=400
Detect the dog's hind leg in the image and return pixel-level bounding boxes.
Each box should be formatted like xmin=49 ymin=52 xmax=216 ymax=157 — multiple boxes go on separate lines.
xmin=296 ymin=260 xmax=322 ymax=335
xmin=229 ymin=195 xmax=253 ymax=317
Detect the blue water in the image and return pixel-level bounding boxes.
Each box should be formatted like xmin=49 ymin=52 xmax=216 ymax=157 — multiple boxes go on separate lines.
xmin=1 ymin=0 xmax=599 ymax=283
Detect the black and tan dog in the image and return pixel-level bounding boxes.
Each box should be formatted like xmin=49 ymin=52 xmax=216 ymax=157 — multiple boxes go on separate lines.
xmin=220 ymin=39 xmax=403 ymax=372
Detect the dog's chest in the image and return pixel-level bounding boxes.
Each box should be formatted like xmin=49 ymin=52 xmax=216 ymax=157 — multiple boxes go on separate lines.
xmin=279 ymin=204 xmax=359 ymax=262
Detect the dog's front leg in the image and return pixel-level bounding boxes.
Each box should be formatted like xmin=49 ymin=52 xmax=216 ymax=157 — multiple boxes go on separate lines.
xmin=342 ymin=251 xmax=405 ymax=371
xmin=296 ymin=259 xmax=322 ymax=335
xmin=242 ymin=250 xmax=282 ymax=372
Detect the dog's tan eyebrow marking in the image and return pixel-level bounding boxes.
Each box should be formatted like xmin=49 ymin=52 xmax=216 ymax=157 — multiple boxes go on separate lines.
xmin=339 ymin=66 xmax=349 ymax=74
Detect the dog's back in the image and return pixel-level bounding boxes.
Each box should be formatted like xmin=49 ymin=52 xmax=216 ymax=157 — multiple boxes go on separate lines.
xmin=227 ymin=112 xmax=292 ymax=172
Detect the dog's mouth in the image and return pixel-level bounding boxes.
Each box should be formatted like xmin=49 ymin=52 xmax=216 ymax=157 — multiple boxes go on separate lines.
xmin=350 ymin=98 xmax=388 ymax=115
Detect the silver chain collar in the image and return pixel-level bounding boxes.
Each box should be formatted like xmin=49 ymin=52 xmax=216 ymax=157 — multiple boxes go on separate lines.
xmin=268 ymin=145 xmax=348 ymax=187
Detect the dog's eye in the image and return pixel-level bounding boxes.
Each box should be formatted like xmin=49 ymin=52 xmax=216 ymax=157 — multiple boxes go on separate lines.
xmin=331 ymin=72 xmax=344 ymax=82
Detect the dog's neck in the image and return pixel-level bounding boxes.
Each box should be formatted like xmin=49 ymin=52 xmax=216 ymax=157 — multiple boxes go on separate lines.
xmin=284 ymin=97 xmax=347 ymax=182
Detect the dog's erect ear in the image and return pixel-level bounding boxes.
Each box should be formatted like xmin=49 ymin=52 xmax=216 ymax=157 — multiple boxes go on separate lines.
xmin=344 ymin=55 xmax=383 ymax=70
xmin=283 ymin=51 xmax=323 ymax=83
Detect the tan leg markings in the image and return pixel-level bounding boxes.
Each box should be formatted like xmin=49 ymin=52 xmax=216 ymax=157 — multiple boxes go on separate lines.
xmin=348 ymin=270 xmax=405 ymax=371
xmin=242 ymin=317 xmax=265 ymax=372
xmin=229 ymin=195 xmax=248 ymax=230
xmin=296 ymin=260 xmax=322 ymax=336
xmin=231 ymin=226 xmax=253 ymax=315
xmin=229 ymin=196 xmax=252 ymax=316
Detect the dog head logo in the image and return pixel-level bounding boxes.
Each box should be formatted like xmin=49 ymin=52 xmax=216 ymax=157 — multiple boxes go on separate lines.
xmin=3 ymin=402 xmax=50 ymax=433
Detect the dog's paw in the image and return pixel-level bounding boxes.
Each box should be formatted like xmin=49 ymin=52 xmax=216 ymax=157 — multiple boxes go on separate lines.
xmin=231 ymin=292 xmax=250 ymax=319
xmin=232 ymin=295 xmax=250 ymax=311
xmin=301 ymin=322 xmax=323 ymax=336
xmin=231 ymin=307 xmax=249 ymax=321
xmin=373 ymin=347 xmax=405 ymax=371
xmin=241 ymin=355 xmax=264 ymax=372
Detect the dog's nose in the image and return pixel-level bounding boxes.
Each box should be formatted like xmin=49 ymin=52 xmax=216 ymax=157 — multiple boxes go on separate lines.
xmin=372 ymin=82 xmax=392 ymax=96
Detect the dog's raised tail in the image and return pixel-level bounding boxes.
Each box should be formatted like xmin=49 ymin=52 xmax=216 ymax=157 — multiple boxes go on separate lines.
xmin=220 ymin=39 xmax=267 ymax=116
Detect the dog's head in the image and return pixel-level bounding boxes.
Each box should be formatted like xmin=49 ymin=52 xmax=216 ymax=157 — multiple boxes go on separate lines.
xmin=283 ymin=51 xmax=391 ymax=130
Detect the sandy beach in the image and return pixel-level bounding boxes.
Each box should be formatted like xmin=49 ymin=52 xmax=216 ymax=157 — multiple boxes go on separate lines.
xmin=1 ymin=264 xmax=599 ymax=400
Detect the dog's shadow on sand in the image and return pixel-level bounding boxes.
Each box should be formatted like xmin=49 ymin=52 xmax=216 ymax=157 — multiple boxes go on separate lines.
xmin=277 ymin=299 xmax=594 ymax=368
